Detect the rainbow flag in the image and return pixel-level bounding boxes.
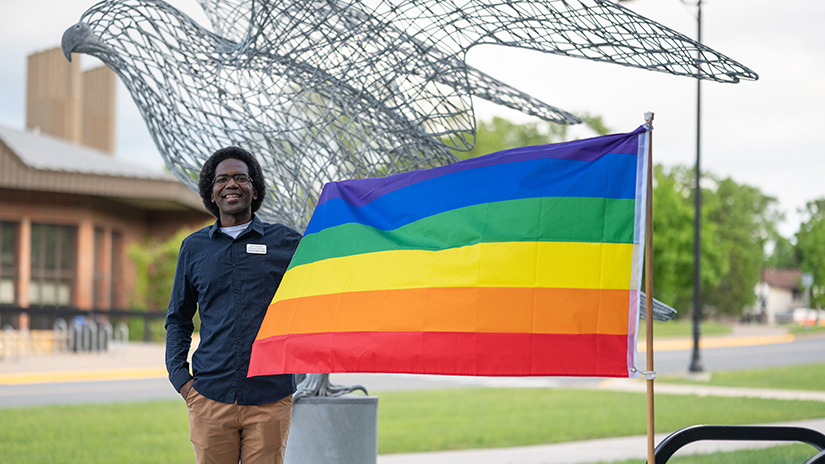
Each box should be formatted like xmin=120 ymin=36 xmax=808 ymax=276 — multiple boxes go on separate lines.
xmin=249 ymin=125 xmax=650 ymax=378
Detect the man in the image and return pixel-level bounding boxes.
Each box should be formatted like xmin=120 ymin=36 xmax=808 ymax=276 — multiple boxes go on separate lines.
xmin=166 ymin=147 xmax=302 ymax=464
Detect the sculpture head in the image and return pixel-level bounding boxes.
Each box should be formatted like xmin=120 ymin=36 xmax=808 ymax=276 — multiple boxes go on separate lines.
xmin=62 ymin=0 xmax=216 ymax=68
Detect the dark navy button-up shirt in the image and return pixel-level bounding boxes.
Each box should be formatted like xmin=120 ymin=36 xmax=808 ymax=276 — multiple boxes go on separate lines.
xmin=165 ymin=215 xmax=302 ymax=405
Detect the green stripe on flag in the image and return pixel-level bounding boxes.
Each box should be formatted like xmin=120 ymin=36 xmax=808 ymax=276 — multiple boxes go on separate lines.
xmin=290 ymin=196 xmax=635 ymax=269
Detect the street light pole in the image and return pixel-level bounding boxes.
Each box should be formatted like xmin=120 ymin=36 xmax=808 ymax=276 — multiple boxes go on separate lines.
xmin=689 ymin=0 xmax=704 ymax=373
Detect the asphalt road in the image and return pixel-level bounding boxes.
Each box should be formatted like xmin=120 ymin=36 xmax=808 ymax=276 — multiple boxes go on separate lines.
xmin=653 ymin=334 xmax=825 ymax=373
xmin=1 ymin=334 xmax=823 ymax=408
xmin=0 ymin=377 xmax=179 ymax=408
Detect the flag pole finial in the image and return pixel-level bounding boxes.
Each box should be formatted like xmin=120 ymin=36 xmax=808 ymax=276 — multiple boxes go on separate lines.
xmin=644 ymin=112 xmax=655 ymax=128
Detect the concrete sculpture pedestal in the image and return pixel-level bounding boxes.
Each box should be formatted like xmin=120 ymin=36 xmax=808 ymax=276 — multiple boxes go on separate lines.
xmin=285 ymin=395 xmax=378 ymax=464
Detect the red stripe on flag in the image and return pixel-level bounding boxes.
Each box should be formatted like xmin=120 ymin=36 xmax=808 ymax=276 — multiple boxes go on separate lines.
xmin=248 ymin=331 xmax=630 ymax=378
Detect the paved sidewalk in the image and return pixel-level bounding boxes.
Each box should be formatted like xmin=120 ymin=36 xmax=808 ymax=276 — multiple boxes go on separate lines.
xmin=0 ymin=342 xmax=169 ymax=384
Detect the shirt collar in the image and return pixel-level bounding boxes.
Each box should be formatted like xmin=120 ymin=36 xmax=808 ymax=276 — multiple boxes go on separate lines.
xmin=209 ymin=214 xmax=264 ymax=239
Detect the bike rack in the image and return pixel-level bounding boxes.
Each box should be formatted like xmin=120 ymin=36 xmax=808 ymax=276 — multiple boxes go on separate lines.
xmin=652 ymin=425 xmax=825 ymax=464
xmin=1 ymin=324 xmax=15 ymax=361
xmin=53 ymin=318 xmax=69 ymax=353
xmin=0 ymin=325 xmax=30 ymax=364
xmin=99 ymin=321 xmax=113 ymax=352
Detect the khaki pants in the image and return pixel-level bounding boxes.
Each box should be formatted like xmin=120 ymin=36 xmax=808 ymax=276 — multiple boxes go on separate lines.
xmin=186 ymin=388 xmax=292 ymax=464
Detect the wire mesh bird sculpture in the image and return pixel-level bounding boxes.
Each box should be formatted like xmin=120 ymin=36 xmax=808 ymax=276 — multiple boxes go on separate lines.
xmin=63 ymin=0 xmax=754 ymax=397
xmin=63 ymin=0 xmax=756 ymax=233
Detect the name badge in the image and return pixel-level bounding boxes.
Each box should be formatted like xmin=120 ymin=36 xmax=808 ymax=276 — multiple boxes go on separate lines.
xmin=247 ymin=244 xmax=267 ymax=254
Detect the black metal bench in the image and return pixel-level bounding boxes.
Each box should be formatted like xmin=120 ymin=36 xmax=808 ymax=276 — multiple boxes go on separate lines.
xmin=651 ymin=425 xmax=825 ymax=464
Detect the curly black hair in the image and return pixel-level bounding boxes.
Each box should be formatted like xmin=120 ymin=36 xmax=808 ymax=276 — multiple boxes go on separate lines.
xmin=198 ymin=147 xmax=266 ymax=218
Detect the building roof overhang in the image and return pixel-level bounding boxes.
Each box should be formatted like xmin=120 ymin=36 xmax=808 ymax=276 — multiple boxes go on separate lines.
xmin=762 ymin=268 xmax=803 ymax=291
xmin=0 ymin=125 xmax=205 ymax=212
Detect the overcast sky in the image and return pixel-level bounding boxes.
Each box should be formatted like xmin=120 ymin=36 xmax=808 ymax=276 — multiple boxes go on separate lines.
xmin=1 ymin=0 xmax=822 ymax=238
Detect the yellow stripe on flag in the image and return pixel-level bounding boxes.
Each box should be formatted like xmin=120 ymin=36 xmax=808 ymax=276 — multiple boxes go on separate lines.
xmin=272 ymin=241 xmax=636 ymax=304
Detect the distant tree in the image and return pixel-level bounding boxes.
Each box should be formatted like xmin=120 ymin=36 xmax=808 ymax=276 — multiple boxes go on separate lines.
xmin=765 ymin=235 xmax=798 ymax=269
xmin=649 ymin=165 xmax=694 ymax=312
xmin=703 ymin=178 xmax=782 ymax=316
xmin=578 ymin=113 xmax=610 ymax=136
xmin=795 ymin=199 xmax=825 ymax=307
xmin=127 ymin=226 xmax=195 ymax=311
xmin=127 ymin=226 xmax=201 ymax=340
xmin=650 ymin=166 xmax=782 ymax=317
xmin=650 ymin=165 xmax=727 ymax=316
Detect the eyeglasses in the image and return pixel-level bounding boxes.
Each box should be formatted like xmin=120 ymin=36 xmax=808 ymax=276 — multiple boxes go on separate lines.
xmin=213 ymin=174 xmax=252 ymax=186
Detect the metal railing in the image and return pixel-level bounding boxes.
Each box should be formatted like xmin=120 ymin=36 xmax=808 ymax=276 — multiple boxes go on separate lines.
xmin=0 ymin=304 xmax=165 ymax=341
xmin=1 ymin=323 xmax=30 ymax=365
xmin=2 ymin=318 xmax=131 ymax=362
xmin=1 ymin=305 xmax=145 ymax=362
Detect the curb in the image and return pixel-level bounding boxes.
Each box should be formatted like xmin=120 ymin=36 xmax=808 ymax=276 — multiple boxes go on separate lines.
xmin=0 ymin=367 xmax=167 ymax=385
xmin=638 ymin=333 xmax=794 ymax=352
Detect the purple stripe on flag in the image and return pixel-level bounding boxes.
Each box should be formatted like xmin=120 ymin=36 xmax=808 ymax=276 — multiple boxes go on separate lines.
xmin=317 ymin=126 xmax=646 ymax=208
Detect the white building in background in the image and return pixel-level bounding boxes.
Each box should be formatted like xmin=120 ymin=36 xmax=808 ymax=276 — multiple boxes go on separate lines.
xmin=749 ymin=268 xmax=805 ymax=325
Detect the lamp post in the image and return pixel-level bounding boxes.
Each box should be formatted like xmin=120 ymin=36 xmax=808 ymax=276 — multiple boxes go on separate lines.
xmin=688 ymin=0 xmax=704 ymax=373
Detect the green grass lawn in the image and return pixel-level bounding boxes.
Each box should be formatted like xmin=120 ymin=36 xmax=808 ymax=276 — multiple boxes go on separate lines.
xmin=0 ymin=400 xmax=192 ymax=464
xmin=375 ymin=389 xmax=825 ymax=453
xmin=2 ymin=389 xmax=824 ymax=462
xmin=786 ymin=324 xmax=825 ymax=336
xmin=638 ymin=319 xmax=733 ymax=339
xmin=599 ymin=443 xmax=821 ymax=464
xmin=660 ymin=362 xmax=825 ymax=392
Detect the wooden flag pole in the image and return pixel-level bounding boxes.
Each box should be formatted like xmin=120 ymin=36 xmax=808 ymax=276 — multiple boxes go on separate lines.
xmin=644 ymin=112 xmax=656 ymax=464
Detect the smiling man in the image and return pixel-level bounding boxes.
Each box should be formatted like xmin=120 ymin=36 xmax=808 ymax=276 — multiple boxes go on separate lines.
xmin=165 ymin=147 xmax=302 ymax=464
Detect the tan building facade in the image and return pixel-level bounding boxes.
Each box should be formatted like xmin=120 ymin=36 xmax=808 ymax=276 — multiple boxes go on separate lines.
xmin=26 ymin=47 xmax=117 ymax=154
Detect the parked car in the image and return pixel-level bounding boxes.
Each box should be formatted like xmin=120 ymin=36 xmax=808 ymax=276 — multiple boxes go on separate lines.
xmin=775 ymin=307 xmax=825 ymax=325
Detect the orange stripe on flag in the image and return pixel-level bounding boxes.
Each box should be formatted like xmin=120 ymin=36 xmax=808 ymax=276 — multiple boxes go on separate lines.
xmin=256 ymin=287 xmax=631 ymax=339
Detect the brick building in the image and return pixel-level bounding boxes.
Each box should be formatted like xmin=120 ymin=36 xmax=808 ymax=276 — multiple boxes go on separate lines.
xmin=0 ymin=47 xmax=211 ymax=330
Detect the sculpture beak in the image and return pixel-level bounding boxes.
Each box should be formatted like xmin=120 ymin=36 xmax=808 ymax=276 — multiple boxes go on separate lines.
xmin=62 ymin=22 xmax=109 ymax=62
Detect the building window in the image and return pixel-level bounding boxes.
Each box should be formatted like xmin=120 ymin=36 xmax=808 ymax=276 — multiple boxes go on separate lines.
xmin=111 ymin=231 xmax=123 ymax=309
xmin=94 ymin=227 xmax=106 ymax=309
xmin=92 ymin=228 xmax=124 ymax=310
xmin=30 ymin=224 xmax=76 ymax=307
xmin=0 ymin=222 xmax=17 ymax=305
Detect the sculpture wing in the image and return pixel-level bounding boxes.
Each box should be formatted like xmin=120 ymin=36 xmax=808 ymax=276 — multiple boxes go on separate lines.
xmin=376 ymin=0 xmax=757 ymax=83
xmin=194 ymin=0 xmax=583 ymax=152
xmin=195 ymin=0 xmax=254 ymax=41
xmin=464 ymin=66 xmax=581 ymax=125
